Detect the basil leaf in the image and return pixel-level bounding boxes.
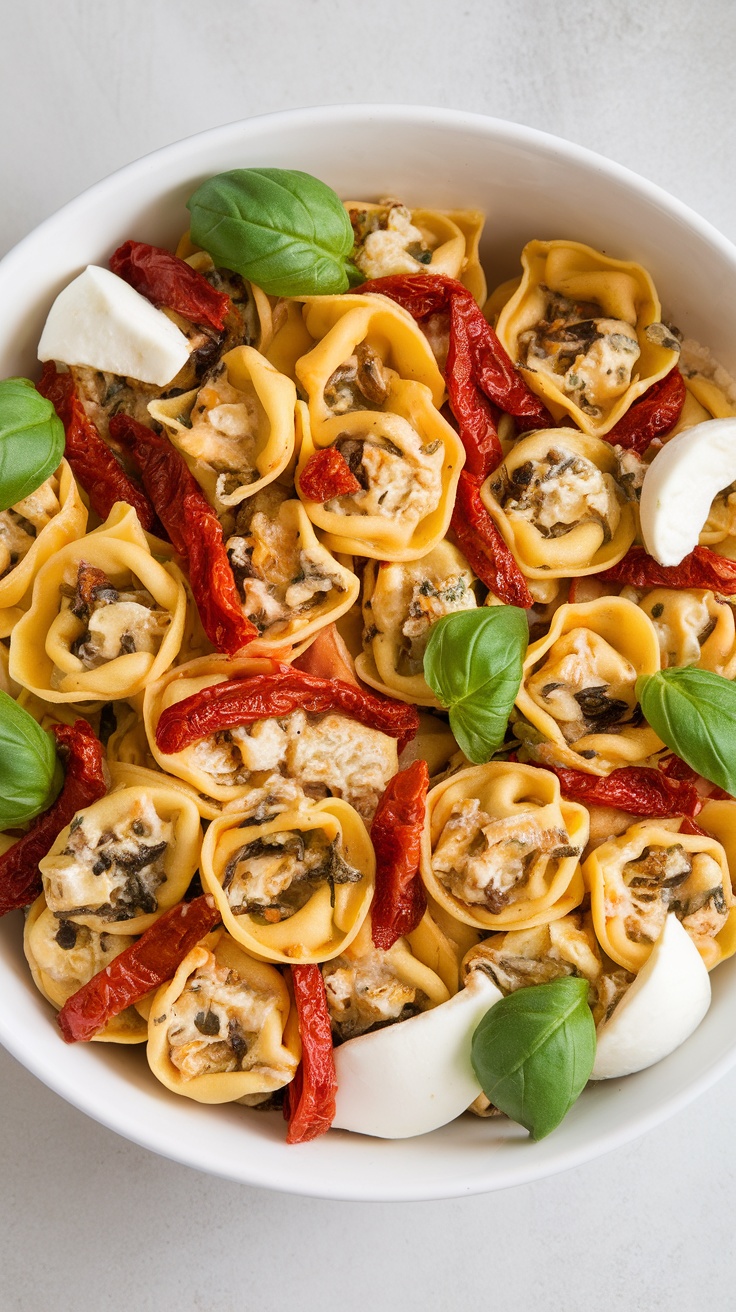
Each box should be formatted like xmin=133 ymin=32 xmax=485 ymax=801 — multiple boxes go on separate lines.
xmin=636 ymin=666 xmax=736 ymax=795
xmin=471 ymin=978 xmax=596 ymax=1140
xmin=187 ymin=168 xmax=358 ymax=297
xmin=0 ymin=378 xmax=65 ymax=513
xmin=0 ymin=691 xmax=63 ymax=828
xmin=423 ymin=607 xmax=528 ymax=763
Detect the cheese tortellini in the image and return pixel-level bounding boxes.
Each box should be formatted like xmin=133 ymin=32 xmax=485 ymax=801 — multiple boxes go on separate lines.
xmin=346 ymin=199 xmax=486 ymax=302
xmin=0 ymin=459 xmax=86 ymax=611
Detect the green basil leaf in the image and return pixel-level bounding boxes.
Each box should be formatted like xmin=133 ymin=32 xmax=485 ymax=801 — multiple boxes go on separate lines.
xmin=0 ymin=691 xmax=63 ymax=828
xmin=0 ymin=377 xmax=65 ymax=513
xmin=471 ymin=978 xmax=596 ymax=1140
xmin=423 ymin=607 xmax=528 ymax=763
xmin=636 ymin=666 xmax=736 ymax=795
xmin=187 ymin=168 xmax=357 ymax=297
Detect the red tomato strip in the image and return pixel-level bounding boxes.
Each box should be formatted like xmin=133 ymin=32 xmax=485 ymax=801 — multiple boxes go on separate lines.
xmin=111 ymin=413 xmax=257 ymax=654
xmin=451 ymin=472 xmax=534 ymax=608
xmin=370 ymin=760 xmax=429 ymax=951
xmin=298 ymin=448 xmax=361 ymax=501
xmin=600 ymin=544 xmax=736 ymax=594
xmin=57 ymin=895 xmax=221 ymax=1042
xmin=542 ymin=759 xmax=702 ymax=817
xmin=110 ymin=240 xmax=229 ymax=332
xmin=284 ymin=965 xmax=337 ymax=1143
xmin=605 ymin=368 xmax=686 ymax=453
xmin=0 ymin=721 xmax=107 ymax=918
xmin=154 ymin=667 xmax=420 ymax=757
xmin=37 ymin=363 xmax=160 ymax=532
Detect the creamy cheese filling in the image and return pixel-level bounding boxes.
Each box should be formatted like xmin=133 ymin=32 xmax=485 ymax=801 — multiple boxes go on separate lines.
xmin=398 ymin=574 xmax=476 ymax=673
xmin=607 ymin=840 xmax=729 ymax=951
xmin=0 ymin=476 xmax=60 ymax=578
xmin=322 ymin=949 xmax=428 ymax=1041
xmin=30 ymin=914 xmax=131 ymax=990
xmin=223 ymin=827 xmax=361 ymax=923
xmin=166 ymin=953 xmax=280 ymax=1080
xmin=494 ymin=446 xmax=622 ymax=541
xmin=226 ymin=488 xmax=346 ymax=635
xmin=323 ymin=342 xmax=390 ymax=415
xmin=431 ymin=796 xmax=578 ymax=912
xmin=350 ymin=201 xmax=433 ymax=280
xmin=44 ymin=796 xmax=172 ymax=923
xmin=175 ymin=367 xmax=262 ymax=503
xmin=518 ymin=289 xmax=645 ymax=417
xmin=526 ymin=628 xmax=640 ymax=746
xmin=61 ymin=562 xmax=170 ymax=669
xmin=324 ymin=425 xmax=444 ymax=527
xmin=188 ymin=709 xmax=397 ymax=818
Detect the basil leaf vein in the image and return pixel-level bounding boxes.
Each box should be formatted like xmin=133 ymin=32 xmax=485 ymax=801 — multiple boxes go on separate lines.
xmin=0 ymin=378 xmax=65 ymax=513
xmin=187 ymin=168 xmax=358 ymax=297
xmin=471 ymin=978 xmax=596 ymax=1140
xmin=423 ymin=607 xmax=528 ymax=763
xmin=0 ymin=691 xmax=63 ymax=828
xmin=636 ymin=667 xmax=736 ymax=796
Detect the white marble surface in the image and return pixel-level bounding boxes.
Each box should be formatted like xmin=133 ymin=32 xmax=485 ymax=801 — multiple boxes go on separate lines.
xmin=2 ymin=1 xmax=736 ymax=1307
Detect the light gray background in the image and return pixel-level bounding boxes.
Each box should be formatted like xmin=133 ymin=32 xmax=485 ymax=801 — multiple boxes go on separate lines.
xmin=2 ymin=2 xmax=735 ymax=1309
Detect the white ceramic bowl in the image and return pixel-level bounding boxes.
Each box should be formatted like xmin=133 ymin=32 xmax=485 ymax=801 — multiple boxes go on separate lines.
xmin=2 ymin=105 xmax=736 ymax=1201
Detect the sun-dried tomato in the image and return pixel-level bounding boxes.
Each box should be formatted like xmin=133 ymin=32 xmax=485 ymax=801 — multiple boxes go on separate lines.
xmin=605 ymin=368 xmax=686 ymax=454
xmin=600 ymin=544 xmax=736 ymax=594
xmin=111 ymin=413 xmax=257 ymax=655
xmin=356 ymin=273 xmax=552 ymax=479
xmin=451 ymin=471 xmax=534 ymax=608
xmin=298 ymin=448 xmax=361 ymax=502
xmin=110 ymin=240 xmax=229 ymax=333
xmin=370 ymin=760 xmax=428 ymax=951
xmin=154 ymin=665 xmax=420 ymax=757
xmin=542 ymin=759 xmax=702 ymax=818
xmin=0 ymin=720 xmax=107 ymax=917
xmin=678 ymin=815 xmax=709 ymax=837
xmin=57 ymin=895 xmax=221 ymax=1042
xmin=37 ymin=363 xmax=161 ymax=533
xmin=284 ymin=964 xmax=337 ymax=1143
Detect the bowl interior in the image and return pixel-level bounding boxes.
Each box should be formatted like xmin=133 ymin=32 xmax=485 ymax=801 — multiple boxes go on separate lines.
xmin=2 ymin=105 xmax=735 ymax=1200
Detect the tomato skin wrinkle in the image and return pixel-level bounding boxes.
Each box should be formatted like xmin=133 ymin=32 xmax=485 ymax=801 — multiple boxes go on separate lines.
xmin=0 ymin=720 xmax=107 ymax=917
xmin=37 ymin=363 xmax=161 ymax=533
xmin=154 ymin=667 xmax=420 ymax=756
xmin=284 ymin=964 xmax=337 ymax=1143
xmin=605 ymin=368 xmax=686 ymax=454
xmin=370 ymin=759 xmax=429 ymax=951
xmin=601 ymin=543 xmax=736 ymax=594
xmin=111 ymin=412 xmax=257 ymax=655
xmin=57 ymin=896 xmax=221 ymax=1042
xmin=110 ymin=241 xmax=229 ymax=332
xmin=298 ymin=448 xmax=361 ymax=501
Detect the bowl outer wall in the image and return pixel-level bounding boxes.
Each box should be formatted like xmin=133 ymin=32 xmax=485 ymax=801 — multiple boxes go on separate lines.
xmin=1 ymin=104 xmax=735 ymax=1201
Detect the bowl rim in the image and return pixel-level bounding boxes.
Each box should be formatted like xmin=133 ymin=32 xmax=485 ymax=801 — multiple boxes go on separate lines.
xmin=2 ymin=102 xmax=736 ymax=1200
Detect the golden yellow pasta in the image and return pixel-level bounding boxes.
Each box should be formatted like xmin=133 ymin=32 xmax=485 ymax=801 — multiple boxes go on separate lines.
xmin=480 ymin=429 xmax=636 ymax=577
xmin=584 ymin=817 xmax=736 ymax=972
xmin=421 ymin=761 xmax=588 ymax=932
xmin=0 ymin=460 xmax=87 ymax=610
xmin=515 ymin=597 xmax=662 ymax=774
xmin=632 ymin=587 xmax=736 ymax=676
xmin=148 ymin=345 xmax=296 ymax=517
xmin=345 ymin=199 xmax=486 ymax=301
xmin=355 ymin=543 xmax=479 ymax=706
xmin=201 ymin=797 xmax=374 ymax=964
xmin=9 ymin=502 xmax=187 ymax=702
xmin=495 ymin=239 xmax=681 ymax=435
xmin=23 ymin=895 xmax=148 ymax=1043
xmin=146 ymin=928 xmax=300 ymax=1104
xmin=39 ymin=783 xmax=202 ymax=935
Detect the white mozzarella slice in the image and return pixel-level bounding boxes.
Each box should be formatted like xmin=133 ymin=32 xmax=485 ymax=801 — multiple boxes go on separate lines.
xmin=639 ymin=417 xmax=736 ymax=565
xmin=331 ymin=970 xmax=502 ymax=1139
xmin=591 ymin=914 xmax=711 ymax=1080
xmin=37 ymin=265 xmax=191 ymax=386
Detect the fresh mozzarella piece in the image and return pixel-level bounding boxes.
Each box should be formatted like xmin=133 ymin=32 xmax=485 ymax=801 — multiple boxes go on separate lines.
xmin=640 ymin=418 xmax=736 ymax=565
xmin=331 ymin=970 xmax=502 ymax=1139
xmin=37 ymin=265 xmax=191 ymax=386
xmin=591 ymin=914 xmax=711 ymax=1080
